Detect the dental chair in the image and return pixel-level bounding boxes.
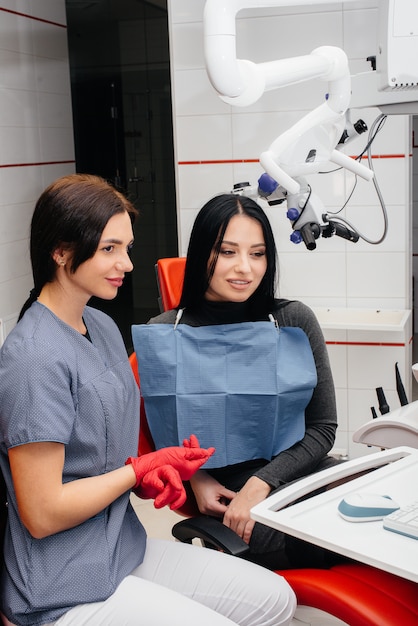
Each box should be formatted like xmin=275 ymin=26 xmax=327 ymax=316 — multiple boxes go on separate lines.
xmin=129 ymin=258 xmax=418 ymax=625
xmin=155 ymin=257 xmax=186 ymax=312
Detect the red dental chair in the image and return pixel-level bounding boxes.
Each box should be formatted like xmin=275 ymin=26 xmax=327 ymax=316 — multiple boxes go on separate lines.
xmin=129 ymin=257 xmax=418 ymax=626
xmin=155 ymin=257 xmax=186 ymax=312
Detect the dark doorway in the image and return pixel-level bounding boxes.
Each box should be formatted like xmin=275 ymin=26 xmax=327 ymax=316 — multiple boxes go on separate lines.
xmin=65 ymin=0 xmax=178 ymax=350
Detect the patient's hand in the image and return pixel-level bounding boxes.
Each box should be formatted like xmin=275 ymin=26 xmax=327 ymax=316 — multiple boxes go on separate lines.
xmin=223 ymin=476 xmax=271 ymax=544
xmin=190 ymin=470 xmax=236 ymax=516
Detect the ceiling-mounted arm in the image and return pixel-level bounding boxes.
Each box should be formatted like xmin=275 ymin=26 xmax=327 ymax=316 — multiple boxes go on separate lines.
xmin=203 ymin=0 xmax=374 ymax=195
xmin=204 ymin=0 xmax=354 ymax=106
xmin=203 ymin=0 xmax=418 ymax=250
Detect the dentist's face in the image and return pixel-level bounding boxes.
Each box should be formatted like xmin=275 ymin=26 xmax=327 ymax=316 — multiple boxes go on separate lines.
xmin=58 ymin=211 xmax=134 ymax=303
xmin=205 ymin=214 xmax=267 ymax=303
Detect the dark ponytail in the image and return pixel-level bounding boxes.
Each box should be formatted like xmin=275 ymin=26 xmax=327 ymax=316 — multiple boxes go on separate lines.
xmin=18 ymin=288 xmax=40 ymax=322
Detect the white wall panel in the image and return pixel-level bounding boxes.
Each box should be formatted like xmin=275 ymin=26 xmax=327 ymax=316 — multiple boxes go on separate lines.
xmin=236 ymin=12 xmax=343 ymax=60
xmin=0 ymin=201 xmax=32 ymax=245
xmin=176 ymin=114 xmax=233 ymax=161
xmin=177 ymin=162 xmax=234 ymax=209
xmin=174 ymin=69 xmax=228 ymax=116
xmin=0 ymin=48 xmax=36 ymax=90
xmin=342 ymin=7 xmax=378 ymax=58
xmin=0 ymin=2 xmax=75 ymax=336
xmin=168 ymin=0 xmax=203 ymax=24
xmin=169 ymin=22 xmax=204 ymax=69
xmin=0 ymin=125 xmax=41 ymax=164
xmin=0 ymin=165 xmax=44 ymax=204
xmin=0 ymin=88 xmax=39 ymax=127
xmin=28 ymin=0 xmax=67 ymax=24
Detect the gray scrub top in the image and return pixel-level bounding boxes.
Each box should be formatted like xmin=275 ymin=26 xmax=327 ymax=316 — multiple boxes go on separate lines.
xmin=0 ymin=303 xmax=146 ymax=626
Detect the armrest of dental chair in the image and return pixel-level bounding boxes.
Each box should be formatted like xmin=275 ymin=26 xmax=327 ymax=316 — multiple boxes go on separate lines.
xmin=172 ymin=516 xmax=250 ymax=556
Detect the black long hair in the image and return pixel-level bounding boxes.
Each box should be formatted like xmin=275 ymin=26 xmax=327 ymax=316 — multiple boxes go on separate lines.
xmin=19 ymin=174 xmax=138 ymax=320
xmin=179 ymin=193 xmax=278 ymax=316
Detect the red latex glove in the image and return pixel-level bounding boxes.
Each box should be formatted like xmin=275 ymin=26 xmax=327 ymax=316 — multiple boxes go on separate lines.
xmin=182 ymin=434 xmax=201 ymax=449
xmin=138 ymin=464 xmax=186 ymax=510
xmin=126 ymin=435 xmax=215 ymax=508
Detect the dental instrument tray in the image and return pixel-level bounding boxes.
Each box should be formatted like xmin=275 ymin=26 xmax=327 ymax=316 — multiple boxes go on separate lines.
xmin=383 ymin=500 xmax=418 ymax=539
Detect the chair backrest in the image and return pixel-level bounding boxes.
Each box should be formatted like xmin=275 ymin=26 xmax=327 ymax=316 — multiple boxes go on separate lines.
xmin=155 ymin=257 xmax=186 ymax=311
xmin=128 ymin=352 xmax=155 ymax=456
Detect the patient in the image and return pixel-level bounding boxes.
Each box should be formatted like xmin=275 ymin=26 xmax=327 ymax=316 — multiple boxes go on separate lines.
xmin=134 ymin=192 xmax=341 ymax=570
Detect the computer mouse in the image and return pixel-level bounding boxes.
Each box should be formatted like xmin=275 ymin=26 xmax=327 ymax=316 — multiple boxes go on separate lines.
xmin=338 ymin=493 xmax=400 ymax=522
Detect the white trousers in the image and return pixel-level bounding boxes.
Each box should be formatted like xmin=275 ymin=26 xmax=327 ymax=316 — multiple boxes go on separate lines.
xmin=47 ymin=539 xmax=296 ymax=626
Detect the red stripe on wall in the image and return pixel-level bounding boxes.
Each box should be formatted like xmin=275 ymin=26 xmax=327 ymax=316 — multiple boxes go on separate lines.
xmin=178 ymin=154 xmax=409 ymax=166
xmin=178 ymin=159 xmax=259 ymax=165
xmin=326 ymin=341 xmax=409 ymax=347
xmin=0 ymin=161 xmax=75 ymax=169
xmin=0 ymin=8 xmax=66 ymax=28
xmin=359 ymin=153 xmax=412 ymax=159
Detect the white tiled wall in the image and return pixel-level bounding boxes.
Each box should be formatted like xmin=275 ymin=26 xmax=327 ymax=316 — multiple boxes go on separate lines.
xmin=0 ymin=1 xmax=75 ymax=341
xmin=167 ymin=0 xmax=414 ymax=457
xmin=324 ymin=316 xmax=412 ymax=458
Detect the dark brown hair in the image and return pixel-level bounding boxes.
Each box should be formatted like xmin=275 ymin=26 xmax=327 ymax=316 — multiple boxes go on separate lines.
xmin=180 ymin=193 xmax=278 ymax=316
xmin=19 ymin=174 xmax=138 ymax=319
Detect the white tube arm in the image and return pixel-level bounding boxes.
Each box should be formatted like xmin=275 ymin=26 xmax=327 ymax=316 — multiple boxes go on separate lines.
xmin=330 ymin=150 xmax=374 ymax=182
xmin=204 ymin=0 xmax=357 ymax=101
xmin=214 ymin=55 xmax=332 ymax=107
xmin=203 ymin=0 xmax=374 ymax=195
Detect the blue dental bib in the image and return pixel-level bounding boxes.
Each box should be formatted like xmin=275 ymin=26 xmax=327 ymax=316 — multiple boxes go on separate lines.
xmin=132 ymin=319 xmax=316 ymax=468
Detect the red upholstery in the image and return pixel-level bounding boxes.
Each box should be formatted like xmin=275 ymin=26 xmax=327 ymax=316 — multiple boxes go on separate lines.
xmin=279 ymin=564 xmax=418 ymax=626
xmin=331 ymin=563 xmax=418 ymax=617
xmin=129 ymin=350 xmax=140 ymax=386
xmin=129 ymin=352 xmax=154 ymax=456
xmin=156 ymin=257 xmax=186 ymax=311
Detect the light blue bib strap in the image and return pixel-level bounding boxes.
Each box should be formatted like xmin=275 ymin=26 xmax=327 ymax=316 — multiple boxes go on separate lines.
xmin=132 ymin=321 xmax=317 ymax=468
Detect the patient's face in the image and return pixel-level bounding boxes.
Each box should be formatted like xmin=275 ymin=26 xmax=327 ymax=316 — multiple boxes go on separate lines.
xmin=205 ymin=214 xmax=267 ymax=303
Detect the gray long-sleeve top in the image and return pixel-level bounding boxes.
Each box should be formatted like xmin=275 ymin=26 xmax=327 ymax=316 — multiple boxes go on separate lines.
xmin=148 ymin=298 xmax=337 ymax=491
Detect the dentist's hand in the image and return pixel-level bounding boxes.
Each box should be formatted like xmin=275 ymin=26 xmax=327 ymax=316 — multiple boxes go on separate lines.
xmin=126 ymin=435 xmax=215 ymax=508
xmin=137 ymin=464 xmax=186 ymax=510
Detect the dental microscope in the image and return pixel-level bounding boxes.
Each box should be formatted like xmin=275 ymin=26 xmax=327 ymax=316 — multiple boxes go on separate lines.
xmin=203 ymin=0 xmax=418 ymax=250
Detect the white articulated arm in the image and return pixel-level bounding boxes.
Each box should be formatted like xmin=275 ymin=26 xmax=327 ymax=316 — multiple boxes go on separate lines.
xmin=203 ymin=0 xmax=418 ymax=249
xmin=203 ymin=0 xmax=374 ymax=196
xmin=204 ymin=0 xmax=360 ymax=102
xmin=204 ymin=0 xmax=355 ymax=106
